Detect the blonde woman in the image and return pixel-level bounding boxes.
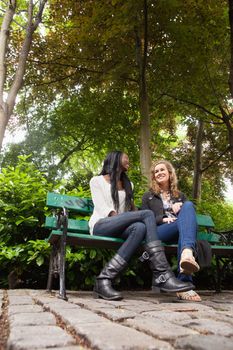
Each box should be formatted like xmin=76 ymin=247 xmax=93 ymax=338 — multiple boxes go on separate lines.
xmin=142 ymin=160 xmax=201 ymax=302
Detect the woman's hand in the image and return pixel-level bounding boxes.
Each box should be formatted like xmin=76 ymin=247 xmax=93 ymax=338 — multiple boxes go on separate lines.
xmin=162 ymin=217 xmax=177 ymax=224
xmin=171 ymin=202 xmax=182 ymax=215
xmin=109 ymin=211 xmax=117 ymax=217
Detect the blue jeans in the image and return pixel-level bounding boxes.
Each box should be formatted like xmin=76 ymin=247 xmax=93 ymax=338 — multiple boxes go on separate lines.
xmin=93 ymin=210 xmax=159 ymax=262
xmin=157 ymin=201 xmax=197 ymax=282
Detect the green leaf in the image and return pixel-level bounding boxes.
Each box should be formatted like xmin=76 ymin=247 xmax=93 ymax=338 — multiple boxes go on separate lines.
xmin=89 ymin=249 xmax=97 ymax=259
xmin=36 ymin=255 xmax=44 ymax=266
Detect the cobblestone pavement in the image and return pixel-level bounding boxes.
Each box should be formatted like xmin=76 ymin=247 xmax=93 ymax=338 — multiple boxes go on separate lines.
xmin=1 ymin=289 xmax=233 ymax=350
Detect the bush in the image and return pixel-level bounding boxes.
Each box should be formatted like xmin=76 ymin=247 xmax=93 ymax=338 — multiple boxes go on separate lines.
xmin=0 ymin=155 xmax=57 ymax=244
xmin=0 ymin=156 xmax=56 ymax=288
xmin=196 ymin=200 xmax=233 ymax=231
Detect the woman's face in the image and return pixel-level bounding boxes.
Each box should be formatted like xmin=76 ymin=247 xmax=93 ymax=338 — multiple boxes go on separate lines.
xmin=153 ymin=163 xmax=170 ymax=186
xmin=121 ymin=153 xmax=130 ymax=172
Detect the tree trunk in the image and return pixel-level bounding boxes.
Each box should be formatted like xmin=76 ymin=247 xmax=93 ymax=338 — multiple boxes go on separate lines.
xmin=0 ymin=0 xmax=47 ymax=152
xmin=229 ymin=0 xmax=233 ymax=97
xmin=221 ymin=109 xmax=233 ymax=160
xmin=135 ymin=0 xmax=151 ymax=183
xmin=139 ymin=90 xmax=151 ymax=183
xmin=0 ymin=106 xmax=8 ymax=148
xmin=192 ymin=119 xmax=204 ymax=201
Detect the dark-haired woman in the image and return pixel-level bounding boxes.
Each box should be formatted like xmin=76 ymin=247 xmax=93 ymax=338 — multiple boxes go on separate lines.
xmin=89 ymin=151 xmax=193 ymax=300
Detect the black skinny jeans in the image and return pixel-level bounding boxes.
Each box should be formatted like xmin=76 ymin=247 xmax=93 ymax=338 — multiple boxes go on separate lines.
xmin=93 ymin=210 xmax=159 ymax=262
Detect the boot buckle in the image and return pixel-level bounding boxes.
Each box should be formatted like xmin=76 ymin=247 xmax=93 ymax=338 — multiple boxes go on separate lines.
xmin=155 ymin=274 xmax=167 ymax=284
xmin=139 ymin=251 xmax=149 ymax=262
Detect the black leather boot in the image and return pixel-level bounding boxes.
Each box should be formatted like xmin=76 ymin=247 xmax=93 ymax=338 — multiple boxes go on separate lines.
xmin=93 ymin=254 xmax=127 ymax=300
xmin=143 ymin=241 xmax=194 ymax=293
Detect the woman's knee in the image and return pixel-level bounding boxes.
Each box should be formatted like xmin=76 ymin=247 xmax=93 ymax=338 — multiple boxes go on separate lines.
xmin=128 ymin=222 xmax=146 ymax=239
xmin=182 ymin=201 xmax=195 ymax=210
xmin=140 ymin=209 xmax=154 ymax=219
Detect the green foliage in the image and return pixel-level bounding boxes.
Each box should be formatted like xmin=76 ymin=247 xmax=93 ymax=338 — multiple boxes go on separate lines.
xmin=0 ymin=155 xmax=56 ymax=244
xmin=197 ymin=200 xmax=233 ymax=231
xmin=0 ymin=156 xmax=55 ymax=288
xmin=0 ymin=240 xmax=51 ymax=267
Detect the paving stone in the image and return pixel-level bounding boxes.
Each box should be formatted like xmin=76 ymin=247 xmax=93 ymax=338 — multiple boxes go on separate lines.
xmin=39 ymin=347 xmax=85 ymax=350
xmin=123 ymin=301 xmax=161 ymax=313
xmin=36 ymin=296 xmax=81 ymax=308
xmin=155 ymin=302 xmax=214 ymax=313
xmin=8 ymin=304 xmax=43 ymax=316
xmin=71 ymin=321 xmax=174 ymax=350
xmin=7 ymin=325 xmax=75 ymax=350
xmin=70 ymin=295 xmax=129 ymax=308
xmin=0 ymin=292 xmax=3 ymax=318
xmin=203 ymin=300 xmax=233 ymax=312
xmin=124 ymin=316 xmax=198 ymax=340
xmin=8 ymin=296 xmax=34 ymax=305
xmin=177 ymin=318 xmax=233 ymax=336
xmin=70 ymin=296 xmax=116 ymax=306
xmin=174 ymin=334 xmax=233 ymax=350
xmin=49 ymin=306 xmax=111 ymax=324
xmin=188 ymin=309 xmax=233 ymax=324
xmin=141 ymin=310 xmax=192 ymax=322
xmin=69 ymin=298 xmax=137 ymax=320
xmin=7 ymin=289 xmax=31 ymax=296
xmin=92 ymin=306 xmax=137 ymax=321
xmin=9 ymin=311 xmax=56 ymax=326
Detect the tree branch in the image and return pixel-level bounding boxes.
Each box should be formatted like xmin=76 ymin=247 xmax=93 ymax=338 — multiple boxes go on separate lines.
xmin=201 ymin=146 xmax=230 ymax=172
xmin=6 ymin=0 xmax=47 ymax=115
xmin=162 ymin=92 xmax=222 ymax=120
xmin=0 ymin=0 xmax=16 ymax=102
xmin=56 ymin=136 xmax=91 ymax=166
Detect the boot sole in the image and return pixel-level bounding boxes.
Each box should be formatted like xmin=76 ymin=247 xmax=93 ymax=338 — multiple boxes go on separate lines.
xmin=158 ymin=285 xmax=194 ymax=293
xmin=93 ymin=291 xmax=123 ymax=301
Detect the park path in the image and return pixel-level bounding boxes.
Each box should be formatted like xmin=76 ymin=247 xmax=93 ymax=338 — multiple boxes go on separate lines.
xmin=1 ymin=289 xmax=233 ymax=349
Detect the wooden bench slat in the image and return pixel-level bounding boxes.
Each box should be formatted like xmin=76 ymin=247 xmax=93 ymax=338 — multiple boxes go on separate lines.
xmin=196 ymin=214 xmax=215 ymax=228
xmin=47 ymin=230 xmax=233 ymax=258
xmin=45 ymin=216 xmax=89 ymax=233
xmin=46 ymin=192 xmax=93 ymax=214
xmin=47 ymin=230 xmax=125 ymax=250
xmin=197 ymin=231 xmax=220 ymax=243
xmin=45 ymin=216 xmax=221 ymax=244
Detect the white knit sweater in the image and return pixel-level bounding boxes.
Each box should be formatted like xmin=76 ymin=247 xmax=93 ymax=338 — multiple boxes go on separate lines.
xmin=89 ymin=175 xmax=127 ymax=234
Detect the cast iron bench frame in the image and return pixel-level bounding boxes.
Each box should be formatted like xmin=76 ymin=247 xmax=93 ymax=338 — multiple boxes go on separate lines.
xmin=44 ymin=192 xmax=233 ymax=300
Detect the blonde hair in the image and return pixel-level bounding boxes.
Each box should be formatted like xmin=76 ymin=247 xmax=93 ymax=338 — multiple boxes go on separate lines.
xmin=150 ymin=160 xmax=179 ymax=197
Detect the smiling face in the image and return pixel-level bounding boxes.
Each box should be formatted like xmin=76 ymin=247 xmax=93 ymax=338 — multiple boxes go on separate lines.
xmin=153 ymin=162 xmax=170 ymax=188
xmin=120 ymin=153 xmax=130 ymax=172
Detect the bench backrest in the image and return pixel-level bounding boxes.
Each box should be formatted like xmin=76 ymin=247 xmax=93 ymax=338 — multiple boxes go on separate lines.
xmin=45 ymin=192 xmax=219 ymax=243
xmin=46 ymin=192 xmax=93 ymax=215
xmin=196 ymin=214 xmax=215 ymax=229
xmin=45 ymin=216 xmax=89 ymax=233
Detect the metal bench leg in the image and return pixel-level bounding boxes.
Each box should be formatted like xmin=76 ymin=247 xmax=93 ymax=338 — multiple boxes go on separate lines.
xmin=58 ymin=213 xmax=68 ymax=301
xmin=46 ymin=244 xmax=56 ymax=291
xmin=215 ymin=256 xmax=221 ymax=293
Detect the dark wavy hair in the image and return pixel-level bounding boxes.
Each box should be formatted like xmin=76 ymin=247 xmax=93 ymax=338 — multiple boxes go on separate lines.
xmin=100 ymin=151 xmax=133 ymax=212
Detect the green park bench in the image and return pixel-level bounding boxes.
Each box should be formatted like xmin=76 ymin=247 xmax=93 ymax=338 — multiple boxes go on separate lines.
xmin=44 ymin=192 xmax=233 ymax=300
